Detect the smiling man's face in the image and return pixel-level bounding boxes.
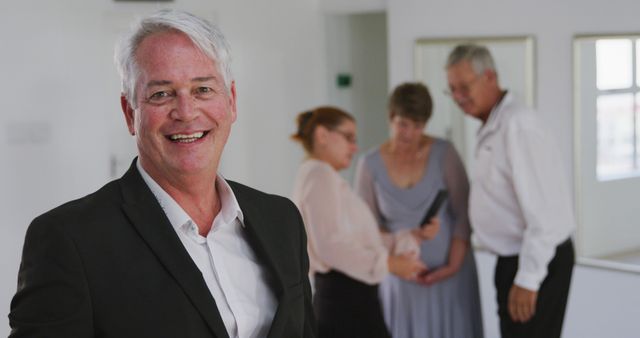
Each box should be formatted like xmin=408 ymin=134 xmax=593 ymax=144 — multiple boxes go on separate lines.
xmin=121 ymin=30 xmax=236 ymax=181
xmin=446 ymin=60 xmax=496 ymax=123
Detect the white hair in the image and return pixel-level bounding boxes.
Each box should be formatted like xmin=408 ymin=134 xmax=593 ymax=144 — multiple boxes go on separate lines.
xmin=446 ymin=44 xmax=496 ymax=75
xmin=114 ymin=9 xmax=233 ymax=106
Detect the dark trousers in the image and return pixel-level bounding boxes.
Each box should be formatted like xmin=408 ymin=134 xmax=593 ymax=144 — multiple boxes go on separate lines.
xmin=495 ymin=238 xmax=574 ymax=338
xmin=313 ymin=270 xmax=390 ymax=338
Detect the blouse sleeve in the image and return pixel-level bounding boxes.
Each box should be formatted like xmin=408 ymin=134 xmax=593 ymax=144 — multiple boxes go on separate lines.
xmin=301 ymin=164 xmax=388 ymax=284
xmin=442 ymin=142 xmax=472 ymax=240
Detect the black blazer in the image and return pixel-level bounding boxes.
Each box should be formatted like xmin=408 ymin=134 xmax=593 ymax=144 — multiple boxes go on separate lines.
xmin=9 ymin=161 xmax=316 ymax=338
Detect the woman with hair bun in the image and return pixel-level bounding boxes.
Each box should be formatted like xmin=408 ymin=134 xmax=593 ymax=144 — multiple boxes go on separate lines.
xmin=291 ymin=106 xmax=438 ymax=338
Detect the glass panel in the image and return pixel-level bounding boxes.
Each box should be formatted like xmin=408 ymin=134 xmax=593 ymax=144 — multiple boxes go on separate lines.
xmin=597 ymin=93 xmax=635 ymax=179
xmin=637 ymin=40 xmax=640 ymax=87
xmin=637 ymin=92 xmax=640 ymax=170
xmin=596 ymin=39 xmax=632 ymax=90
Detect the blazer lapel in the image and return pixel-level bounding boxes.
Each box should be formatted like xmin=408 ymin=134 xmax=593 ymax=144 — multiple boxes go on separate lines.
xmin=118 ymin=161 xmax=230 ymax=338
xmin=230 ymin=183 xmax=291 ymax=338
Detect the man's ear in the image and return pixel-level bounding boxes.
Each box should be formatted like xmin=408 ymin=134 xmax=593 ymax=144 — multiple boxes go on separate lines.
xmin=120 ymin=95 xmax=136 ymax=136
xmin=229 ymin=81 xmax=238 ymax=123
xmin=485 ymin=69 xmax=498 ymax=84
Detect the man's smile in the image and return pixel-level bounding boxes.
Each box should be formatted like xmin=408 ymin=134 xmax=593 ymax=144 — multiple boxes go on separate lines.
xmin=166 ymin=130 xmax=210 ymax=143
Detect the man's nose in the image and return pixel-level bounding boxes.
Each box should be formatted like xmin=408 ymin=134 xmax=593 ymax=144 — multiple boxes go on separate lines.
xmin=451 ymin=90 xmax=468 ymax=105
xmin=451 ymin=88 xmax=464 ymax=100
xmin=170 ymin=93 xmax=199 ymax=121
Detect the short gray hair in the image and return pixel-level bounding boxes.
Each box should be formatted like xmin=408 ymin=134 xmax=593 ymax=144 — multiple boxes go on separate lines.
xmin=446 ymin=44 xmax=496 ymax=76
xmin=114 ymin=9 xmax=233 ymax=106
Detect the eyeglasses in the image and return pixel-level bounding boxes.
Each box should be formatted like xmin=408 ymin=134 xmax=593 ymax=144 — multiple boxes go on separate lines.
xmin=443 ymin=75 xmax=483 ymax=97
xmin=330 ymin=128 xmax=357 ymax=144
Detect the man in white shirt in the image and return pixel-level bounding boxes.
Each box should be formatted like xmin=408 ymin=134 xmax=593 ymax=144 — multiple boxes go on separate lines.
xmin=9 ymin=9 xmax=315 ymax=338
xmin=446 ymin=44 xmax=575 ymax=338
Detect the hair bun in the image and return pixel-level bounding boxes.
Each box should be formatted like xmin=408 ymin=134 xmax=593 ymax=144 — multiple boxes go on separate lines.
xmin=296 ymin=110 xmax=314 ymax=137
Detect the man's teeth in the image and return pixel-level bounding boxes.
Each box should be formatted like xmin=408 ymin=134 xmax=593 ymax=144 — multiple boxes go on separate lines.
xmin=169 ymin=132 xmax=205 ymax=143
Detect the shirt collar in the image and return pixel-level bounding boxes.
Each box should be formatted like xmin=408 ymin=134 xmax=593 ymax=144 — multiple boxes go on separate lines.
xmin=477 ymin=90 xmax=512 ymax=139
xmin=214 ymin=173 xmax=245 ymax=226
xmin=136 ymin=160 xmax=245 ymax=233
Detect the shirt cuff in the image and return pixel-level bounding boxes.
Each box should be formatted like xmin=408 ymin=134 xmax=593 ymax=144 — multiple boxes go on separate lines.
xmin=392 ymin=232 xmax=421 ymax=256
xmin=370 ymin=250 xmax=389 ymax=284
xmin=514 ymin=271 xmax=544 ymax=291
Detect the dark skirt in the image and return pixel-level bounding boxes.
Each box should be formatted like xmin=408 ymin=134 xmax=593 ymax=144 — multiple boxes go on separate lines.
xmin=313 ymin=270 xmax=391 ymax=338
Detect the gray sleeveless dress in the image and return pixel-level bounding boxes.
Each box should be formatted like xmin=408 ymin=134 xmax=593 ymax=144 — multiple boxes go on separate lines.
xmin=354 ymin=138 xmax=483 ymax=338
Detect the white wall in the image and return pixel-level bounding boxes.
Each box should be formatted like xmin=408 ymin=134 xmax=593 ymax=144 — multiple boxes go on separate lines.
xmin=387 ymin=0 xmax=640 ymax=336
xmin=347 ymin=13 xmax=389 ymax=154
xmin=325 ymin=12 xmax=389 ymax=172
xmin=1 ymin=0 xmax=327 ymax=333
xmin=319 ymin=0 xmax=385 ymax=14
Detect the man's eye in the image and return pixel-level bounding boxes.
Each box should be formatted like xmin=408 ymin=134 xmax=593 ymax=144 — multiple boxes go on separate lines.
xmin=146 ymin=91 xmax=173 ymax=103
xmin=151 ymin=92 xmax=168 ymax=99
xmin=196 ymin=87 xmax=214 ymax=95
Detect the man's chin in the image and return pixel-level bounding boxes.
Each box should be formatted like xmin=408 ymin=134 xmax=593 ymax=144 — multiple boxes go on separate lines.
xmin=463 ymin=108 xmax=481 ymax=118
xmin=169 ymin=157 xmax=216 ymax=174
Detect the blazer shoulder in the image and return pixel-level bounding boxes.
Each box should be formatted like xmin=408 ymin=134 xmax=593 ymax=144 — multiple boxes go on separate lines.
xmin=31 ymin=178 xmax=123 ymax=231
xmin=227 ymin=180 xmax=304 ymax=237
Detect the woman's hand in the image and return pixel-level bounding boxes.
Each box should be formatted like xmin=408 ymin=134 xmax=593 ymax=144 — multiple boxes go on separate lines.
xmin=388 ymin=253 xmax=428 ymax=280
xmin=416 ymin=238 xmax=468 ymax=286
xmin=412 ymin=217 xmax=440 ymax=241
xmin=416 ymin=265 xmax=454 ymax=285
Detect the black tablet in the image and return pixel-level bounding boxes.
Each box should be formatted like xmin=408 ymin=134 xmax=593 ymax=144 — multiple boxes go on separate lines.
xmin=419 ymin=190 xmax=448 ymax=228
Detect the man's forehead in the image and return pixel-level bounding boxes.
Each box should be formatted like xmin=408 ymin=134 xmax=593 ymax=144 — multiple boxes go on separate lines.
xmin=450 ymin=60 xmax=473 ymax=71
xmin=144 ymin=76 xmax=218 ymax=88
xmin=134 ymin=34 xmax=220 ymax=84
xmin=136 ymin=31 xmax=215 ymax=65
xmin=448 ymin=61 xmax=475 ymax=78
xmin=138 ymin=30 xmax=193 ymax=49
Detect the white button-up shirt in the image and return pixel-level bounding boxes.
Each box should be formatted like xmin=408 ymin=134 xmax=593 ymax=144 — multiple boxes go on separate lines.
xmin=469 ymin=92 xmax=575 ymax=291
xmin=137 ymin=162 xmax=277 ymax=338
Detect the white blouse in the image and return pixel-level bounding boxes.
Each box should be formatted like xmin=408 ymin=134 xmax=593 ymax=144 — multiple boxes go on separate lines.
xmin=292 ymin=159 xmax=391 ymax=285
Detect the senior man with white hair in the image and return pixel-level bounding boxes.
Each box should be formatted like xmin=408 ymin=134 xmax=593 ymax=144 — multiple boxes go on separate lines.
xmin=9 ymin=9 xmax=315 ymax=338
xmin=445 ymin=44 xmax=575 ymax=338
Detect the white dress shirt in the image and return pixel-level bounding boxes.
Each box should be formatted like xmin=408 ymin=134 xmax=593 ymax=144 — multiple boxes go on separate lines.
xmin=292 ymin=159 xmax=390 ymax=284
xmin=469 ymin=92 xmax=575 ymax=291
xmin=137 ymin=162 xmax=277 ymax=338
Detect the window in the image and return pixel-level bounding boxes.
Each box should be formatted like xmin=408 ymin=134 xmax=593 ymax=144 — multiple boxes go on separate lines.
xmin=595 ymin=38 xmax=640 ymax=179
xmin=574 ymin=35 xmax=640 ymax=267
